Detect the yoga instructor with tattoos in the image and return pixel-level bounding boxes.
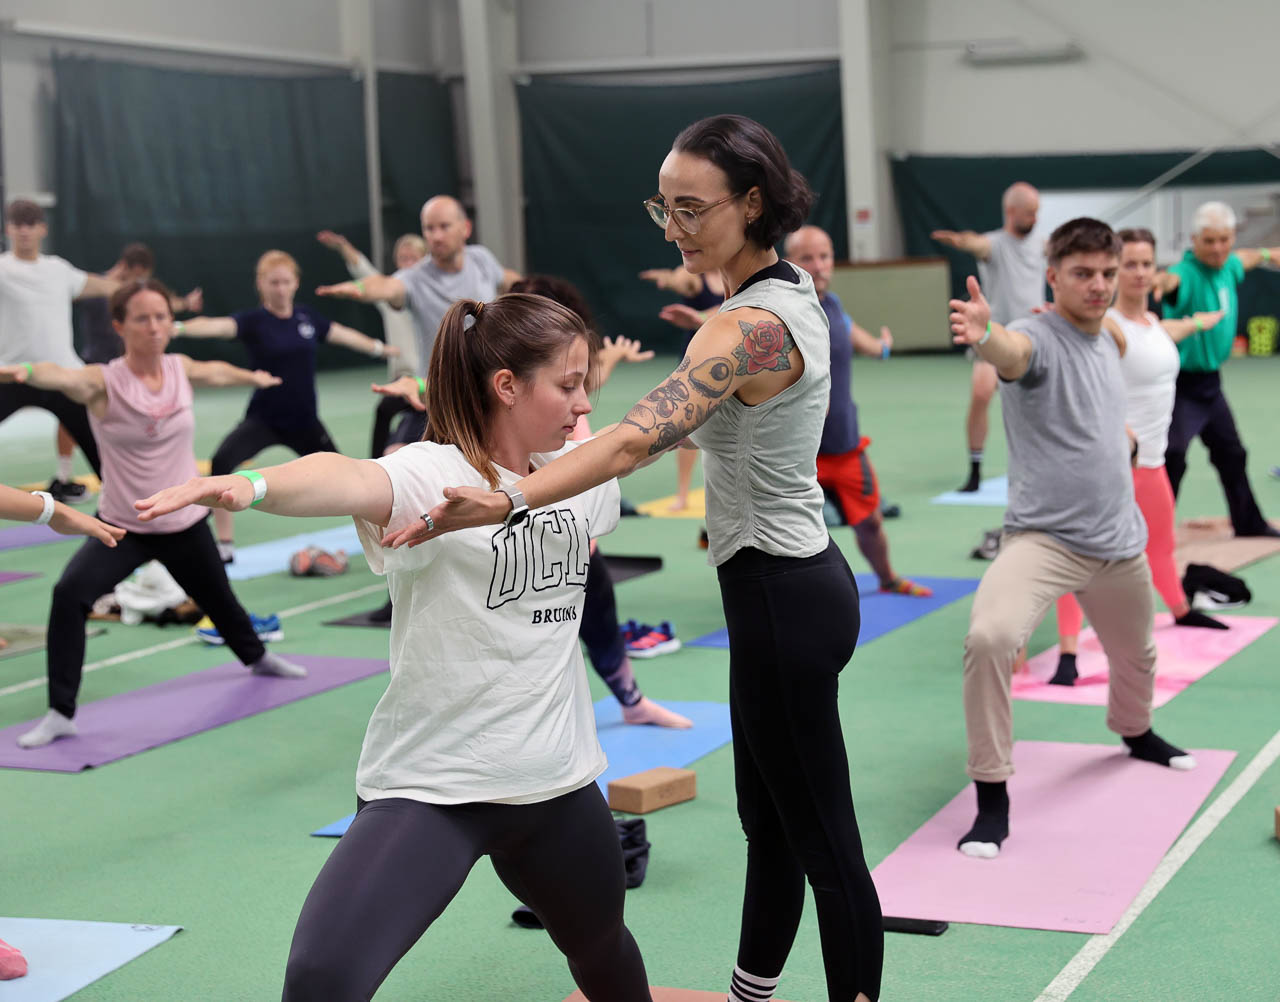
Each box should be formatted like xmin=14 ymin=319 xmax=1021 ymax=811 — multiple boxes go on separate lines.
xmin=395 ymin=115 xmax=882 ymax=1002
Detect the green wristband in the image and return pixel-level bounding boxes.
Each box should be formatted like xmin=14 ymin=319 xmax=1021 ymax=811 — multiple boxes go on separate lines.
xmin=353 ymin=279 xmax=366 ymax=295
xmin=233 ymin=470 xmax=268 ymax=507
xmin=173 ymin=320 xmax=186 ymax=335
xmin=977 ymin=322 xmax=992 ymax=346
xmin=416 ymin=377 xmax=427 ymax=396
xmin=1194 ymin=316 xmax=1204 ymax=333
xmin=1262 ymin=248 xmax=1272 ymax=263
xmin=22 ymin=362 xmax=33 ymax=379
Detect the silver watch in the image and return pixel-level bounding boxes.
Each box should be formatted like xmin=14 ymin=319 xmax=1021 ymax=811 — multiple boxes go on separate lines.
xmin=498 ymin=486 xmax=530 ymax=527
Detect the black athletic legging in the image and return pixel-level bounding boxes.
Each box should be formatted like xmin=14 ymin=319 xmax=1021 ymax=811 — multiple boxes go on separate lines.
xmin=48 ymin=518 xmax=265 ymax=717
xmin=580 ymin=548 xmax=642 ymax=707
xmin=370 ymin=394 xmax=414 ymax=457
xmin=211 ymin=415 xmax=339 ymax=478
xmin=0 ymin=383 xmax=101 ymax=474
xmin=282 ymin=783 xmax=652 ymax=1002
xmin=717 ymin=537 xmax=883 ymax=1002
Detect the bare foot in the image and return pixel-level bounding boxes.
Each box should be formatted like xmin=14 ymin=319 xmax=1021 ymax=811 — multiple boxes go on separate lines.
xmin=668 ymin=496 xmax=689 ymax=512
xmin=622 ymin=697 xmax=693 ymax=729
xmin=0 ymin=637 xmax=7 ymax=652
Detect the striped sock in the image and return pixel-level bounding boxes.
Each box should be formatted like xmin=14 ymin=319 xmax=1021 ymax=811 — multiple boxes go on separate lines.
xmin=728 ymin=966 xmax=780 ymax=1002
xmin=969 ymin=449 xmax=984 ymax=463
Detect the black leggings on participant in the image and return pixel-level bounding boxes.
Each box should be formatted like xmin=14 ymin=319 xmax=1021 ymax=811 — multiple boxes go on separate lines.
xmin=0 ymin=383 xmax=101 ymax=474
xmin=580 ymin=548 xmax=642 ymax=707
xmin=717 ymin=538 xmax=883 ymax=1002
xmin=370 ymin=394 xmax=413 ymax=457
xmin=282 ymin=783 xmax=652 ymax=1002
xmin=211 ymin=415 xmax=339 ymax=477
xmin=47 ymin=518 xmax=265 ymax=718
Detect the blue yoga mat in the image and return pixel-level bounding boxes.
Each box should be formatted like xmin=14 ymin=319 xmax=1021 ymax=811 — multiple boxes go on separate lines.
xmin=687 ymin=574 xmax=979 ymax=650
xmin=225 ymin=524 xmax=361 ymax=581
xmin=0 ymin=524 xmax=60 ymax=552
xmin=930 ymin=475 xmax=1008 ymax=507
xmin=311 ymin=698 xmax=733 ymax=837
xmin=0 ymin=918 xmax=181 ymax=1002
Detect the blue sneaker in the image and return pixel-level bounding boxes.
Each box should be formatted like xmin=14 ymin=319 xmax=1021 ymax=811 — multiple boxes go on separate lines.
xmin=626 ymin=620 xmax=681 ymax=659
xmin=196 ymin=613 xmax=283 ymax=646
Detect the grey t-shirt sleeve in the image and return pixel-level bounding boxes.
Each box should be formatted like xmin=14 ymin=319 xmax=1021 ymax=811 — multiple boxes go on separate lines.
xmin=470 ymin=245 xmax=504 ymax=288
xmin=1005 ymin=318 xmax=1049 ymax=386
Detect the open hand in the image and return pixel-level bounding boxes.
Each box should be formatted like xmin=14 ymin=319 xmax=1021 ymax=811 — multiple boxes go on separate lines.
xmin=879 ymin=326 xmax=893 ymax=351
xmin=0 ymin=365 xmax=31 ymax=384
xmin=600 ymin=335 xmax=654 ymax=366
xmin=182 ymin=287 xmax=204 ymax=314
xmin=658 ymin=304 xmax=706 ymax=330
xmin=134 ymin=475 xmax=256 ymax=522
xmin=949 ymin=276 xmax=992 ymax=346
xmin=316 ymin=281 xmax=364 ymax=300
xmin=380 ymin=486 xmax=510 ymax=549
xmin=251 ymin=370 xmax=283 ymax=389
xmin=372 ymin=376 xmax=425 ymax=410
xmin=1192 ymin=309 xmax=1225 ymax=332
xmin=49 ymin=505 xmax=126 ymax=547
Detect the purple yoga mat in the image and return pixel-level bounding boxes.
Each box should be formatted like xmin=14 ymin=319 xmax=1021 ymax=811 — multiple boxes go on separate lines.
xmin=872 ymin=741 xmax=1235 ymax=934
xmin=0 ymin=523 xmax=61 ymax=551
xmin=0 ymin=571 xmax=38 ymax=585
xmin=0 ymin=654 xmax=387 ymax=773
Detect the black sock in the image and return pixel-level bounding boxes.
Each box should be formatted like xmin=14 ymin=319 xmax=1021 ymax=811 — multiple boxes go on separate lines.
xmin=1123 ymin=729 xmax=1196 ymax=769
xmin=957 ymin=780 xmax=1009 ymax=855
xmin=1174 ymin=609 xmax=1229 ymax=630
xmin=959 ymin=459 xmax=981 ymax=492
xmin=1049 ymin=652 xmax=1078 ymax=686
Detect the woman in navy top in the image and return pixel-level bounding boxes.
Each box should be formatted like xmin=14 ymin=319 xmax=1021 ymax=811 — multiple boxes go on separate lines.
xmin=175 ymin=250 xmax=396 ymax=560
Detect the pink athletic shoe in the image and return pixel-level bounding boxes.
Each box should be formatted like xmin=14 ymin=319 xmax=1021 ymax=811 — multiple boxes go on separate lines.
xmin=0 ymin=938 xmax=28 ymax=980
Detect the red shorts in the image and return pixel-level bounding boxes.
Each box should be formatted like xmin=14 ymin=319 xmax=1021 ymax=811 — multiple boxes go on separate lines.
xmin=816 ymin=437 xmax=879 ymax=526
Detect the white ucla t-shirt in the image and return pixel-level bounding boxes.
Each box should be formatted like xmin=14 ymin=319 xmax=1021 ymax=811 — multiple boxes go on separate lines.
xmin=352 ymin=440 xmax=621 ymax=806
xmin=0 ymin=252 xmax=88 ymax=367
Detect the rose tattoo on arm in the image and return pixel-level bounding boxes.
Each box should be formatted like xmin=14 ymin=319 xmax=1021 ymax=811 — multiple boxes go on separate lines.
xmin=733 ymin=319 xmax=794 ymax=375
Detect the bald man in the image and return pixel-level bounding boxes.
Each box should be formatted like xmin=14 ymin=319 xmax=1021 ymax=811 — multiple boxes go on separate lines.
xmin=933 ymin=182 xmax=1045 ymax=491
xmin=785 ymin=225 xmax=932 ymax=597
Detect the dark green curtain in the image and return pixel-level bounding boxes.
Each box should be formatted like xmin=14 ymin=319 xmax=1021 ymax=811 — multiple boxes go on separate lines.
xmin=519 ymin=67 xmax=846 ymax=352
xmin=377 ymin=71 xmax=458 ymax=255
xmin=893 ymin=148 xmax=1280 ymax=337
xmin=53 ymin=53 xmax=374 ymax=367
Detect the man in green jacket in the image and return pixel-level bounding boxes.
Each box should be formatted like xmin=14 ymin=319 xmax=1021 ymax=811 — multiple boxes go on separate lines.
xmin=1157 ymin=201 xmax=1280 ymax=538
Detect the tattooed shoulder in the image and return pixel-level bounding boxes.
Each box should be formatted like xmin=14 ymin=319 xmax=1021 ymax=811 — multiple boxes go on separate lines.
xmin=733 ymin=318 xmax=794 ymax=376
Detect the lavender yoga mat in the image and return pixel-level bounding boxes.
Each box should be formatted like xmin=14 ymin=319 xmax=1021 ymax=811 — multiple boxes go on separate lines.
xmin=0 ymin=654 xmax=387 ymax=773
xmin=871 ymin=740 xmax=1235 ymax=934
xmin=1013 ymin=613 xmax=1277 ymax=708
xmin=0 ymin=523 xmax=60 ymax=551
xmin=0 ymin=571 xmax=39 ymax=585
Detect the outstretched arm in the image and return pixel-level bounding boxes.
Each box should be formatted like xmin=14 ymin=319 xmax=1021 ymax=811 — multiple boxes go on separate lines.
xmin=639 ymin=267 xmax=703 ymax=298
xmin=0 ymin=362 xmax=105 ymax=406
xmin=851 ymin=322 xmax=892 ymax=358
xmin=135 ymin=453 xmax=392 ymax=526
xmin=76 ymin=273 xmax=122 ymax=300
xmin=178 ymin=355 xmax=282 ymax=389
xmin=1235 ymin=247 xmax=1280 ymax=271
xmin=372 ymin=375 xmax=426 ymax=411
xmin=318 ymin=273 xmax=407 ymax=310
xmin=949 ymin=276 xmax=1032 ymax=381
xmin=316 ymin=230 xmax=366 ymax=271
xmin=0 ymin=484 xmax=126 ymax=547
xmin=173 ymin=316 xmax=237 ymax=339
xmin=931 ymin=230 xmax=993 ymax=261
xmin=590 ymin=335 xmax=655 ymax=392
xmin=326 ymin=322 xmax=397 ymax=360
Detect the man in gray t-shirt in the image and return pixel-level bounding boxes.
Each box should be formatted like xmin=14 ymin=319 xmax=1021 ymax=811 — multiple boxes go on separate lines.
xmin=947 ymin=216 xmax=1196 ymax=861
xmin=933 ymin=182 xmax=1045 ymax=492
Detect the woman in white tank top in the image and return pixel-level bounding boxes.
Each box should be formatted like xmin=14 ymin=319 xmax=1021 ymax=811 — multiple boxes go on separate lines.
xmin=1049 ymin=229 xmax=1230 ymax=686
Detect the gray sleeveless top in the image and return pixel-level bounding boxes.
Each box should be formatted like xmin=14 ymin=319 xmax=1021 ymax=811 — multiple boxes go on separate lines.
xmin=688 ymin=260 xmax=831 ymax=566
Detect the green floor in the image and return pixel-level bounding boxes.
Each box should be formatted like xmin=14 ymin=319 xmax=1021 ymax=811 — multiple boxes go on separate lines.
xmin=2 ymin=355 xmax=1279 ymax=1001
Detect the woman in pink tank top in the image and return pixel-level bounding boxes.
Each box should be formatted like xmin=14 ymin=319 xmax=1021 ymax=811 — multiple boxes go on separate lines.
xmin=0 ymin=280 xmax=308 ymax=750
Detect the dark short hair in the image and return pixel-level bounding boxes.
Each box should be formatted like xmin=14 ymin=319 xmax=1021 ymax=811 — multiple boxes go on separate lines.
xmin=1046 ymin=217 xmax=1122 ymax=266
xmin=120 ymin=242 xmax=156 ymax=272
xmin=5 ymin=199 xmax=44 ymax=226
xmin=672 ymin=114 xmax=813 ymax=249
xmin=109 ymin=278 xmax=175 ymax=323
xmin=509 ymin=274 xmax=597 ymax=332
xmin=1117 ymin=227 xmax=1156 ymax=253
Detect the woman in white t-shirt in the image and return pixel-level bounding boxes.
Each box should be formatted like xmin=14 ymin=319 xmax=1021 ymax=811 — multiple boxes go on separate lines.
xmin=136 ymin=294 xmax=652 ymax=1002
xmin=1049 ymin=228 xmax=1229 ymax=686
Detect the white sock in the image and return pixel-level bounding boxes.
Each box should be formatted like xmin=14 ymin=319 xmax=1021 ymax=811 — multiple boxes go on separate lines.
xmin=18 ymin=709 xmax=78 ymax=748
xmin=729 ymin=966 xmax=780 ymax=1002
xmin=250 ymin=653 xmax=308 ymax=678
xmin=56 ymin=456 xmax=73 ymax=482
xmin=217 ymin=541 xmax=235 ymax=563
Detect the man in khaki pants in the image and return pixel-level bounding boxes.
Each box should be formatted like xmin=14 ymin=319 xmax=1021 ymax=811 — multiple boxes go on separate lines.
xmin=947 ymin=217 xmax=1197 ymax=860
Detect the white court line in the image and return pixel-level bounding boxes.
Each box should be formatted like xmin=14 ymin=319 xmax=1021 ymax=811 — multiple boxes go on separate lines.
xmin=0 ymin=582 xmax=387 ymax=700
xmin=1034 ymin=727 xmax=1280 ymax=1001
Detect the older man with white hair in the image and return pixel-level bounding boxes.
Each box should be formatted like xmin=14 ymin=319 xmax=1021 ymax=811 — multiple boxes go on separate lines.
xmin=1155 ymin=201 xmax=1280 ymax=538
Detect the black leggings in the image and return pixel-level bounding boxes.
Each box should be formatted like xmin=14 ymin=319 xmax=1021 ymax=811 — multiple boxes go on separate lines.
xmin=48 ymin=518 xmax=264 ymax=717
xmin=282 ymin=783 xmax=651 ymax=1002
xmin=580 ymin=548 xmax=641 ymax=707
xmin=370 ymin=394 xmax=413 ymax=457
xmin=0 ymin=383 xmax=101 ymax=474
xmin=717 ymin=538 xmax=883 ymax=1001
xmin=211 ymin=415 xmax=339 ymax=477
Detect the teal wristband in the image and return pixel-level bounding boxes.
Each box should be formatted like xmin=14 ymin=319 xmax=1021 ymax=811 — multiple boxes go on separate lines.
xmin=416 ymin=377 xmax=427 ymax=396
xmin=977 ymin=322 xmax=992 ymax=346
xmin=880 ymin=342 xmax=891 ymax=360
xmin=233 ymin=470 xmax=268 ymax=507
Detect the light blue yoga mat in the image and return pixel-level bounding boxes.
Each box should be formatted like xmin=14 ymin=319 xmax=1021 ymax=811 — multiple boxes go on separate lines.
xmin=930 ymin=475 xmax=1008 ymax=507
xmin=0 ymin=918 xmax=181 ymax=1001
xmin=311 ymin=698 xmax=733 ymax=837
xmin=225 ymin=524 xmax=360 ymax=581
xmin=687 ymin=574 xmax=979 ymax=650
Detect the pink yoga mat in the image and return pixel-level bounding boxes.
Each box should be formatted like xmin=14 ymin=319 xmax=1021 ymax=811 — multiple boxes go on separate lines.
xmin=0 ymin=654 xmax=387 ymax=773
xmin=1012 ymin=614 xmax=1276 ymax=707
xmin=0 ymin=571 xmax=38 ymax=585
xmin=872 ymin=741 xmax=1235 ymax=934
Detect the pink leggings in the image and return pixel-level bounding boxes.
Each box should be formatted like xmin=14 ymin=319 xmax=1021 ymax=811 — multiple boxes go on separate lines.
xmin=1057 ymin=465 xmax=1185 ymax=637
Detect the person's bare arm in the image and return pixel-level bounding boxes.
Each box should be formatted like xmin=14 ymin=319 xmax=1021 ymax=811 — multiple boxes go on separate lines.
xmin=851 ymin=322 xmax=892 ymax=358
xmin=639 ymin=267 xmax=702 ymax=298
xmin=173 ymin=316 xmax=237 ymax=339
xmin=0 ymin=362 xmax=105 ymax=406
xmin=1235 ymin=247 xmax=1280 ymax=271
xmin=1160 ymin=310 xmax=1226 ymax=344
xmin=135 ymin=453 xmax=393 ymax=526
xmin=930 ymin=230 xmax=993 ymax=261
xmin=178 ymin=355 xmax=282 ymax=389
xmin=949 ymin=276 xmax=1032 ymax=380
xmin=0 ymin=484 xmax=125 ymax=546
xmin=170 ymin=288 xmax=203 ymax=314
xmin=1151 ymin=270 xmax=1181 ymax=302
xmin=326 ymin=322 xmax=397 ymax=360
xmin=316 ymin=230 xmax=365 ymax=270
xmin=317 ymin=274 xmax=407 ymax=310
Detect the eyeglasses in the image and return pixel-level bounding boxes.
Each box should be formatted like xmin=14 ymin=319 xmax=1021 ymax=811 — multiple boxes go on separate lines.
xmin=643 ymin=193 xmax=740 ymax=235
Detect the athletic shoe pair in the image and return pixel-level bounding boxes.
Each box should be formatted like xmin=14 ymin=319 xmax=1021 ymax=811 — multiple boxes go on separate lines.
xmin=195 ymin=613 xmax=284 ymax=645
xmin=623 ymin=619 xmax=681 ymax=658
xmin=47 ymin=477 xmax=87 ymax=504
